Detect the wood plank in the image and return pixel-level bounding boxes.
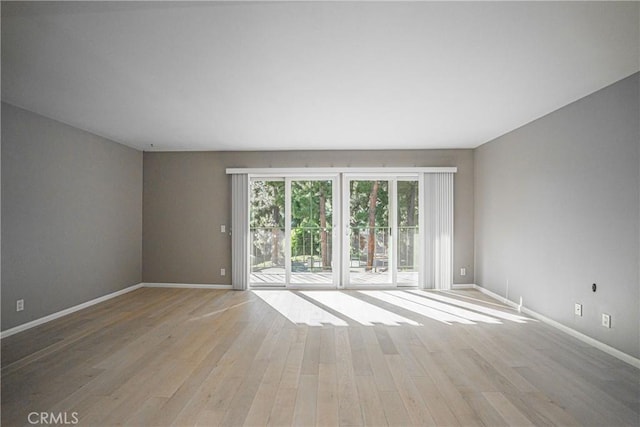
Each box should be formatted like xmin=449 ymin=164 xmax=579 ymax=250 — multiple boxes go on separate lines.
xmin=316 ymin=362 xmax=339 ymax=427
xmin=267 ymin=387 xmax=297 ymax=427
xmin=292 ymin=374 xmax=318 ymax=426
xmin=301 ymin=327 xmax=322 ymax=375
xmin=374 ymin=327 xmax=399 ymax=355
xmin=362 ymin=328 xmax=397 ymax=392
xmin=482 ymin=391 xmax=536 ymax=426
xmin=463 ymin=392 xmax=509 ymax=427
xmin=335 ymin=327 xmax=363 ymax=426
xmin=349 ymin=327 xmax=372 ymax=376
xmin=411 ymin=376 xmax=460 ymax=426
xmin=379 ymin=390 xmax=411 ymax=426
xmin=243 ymin=326 xmax=295 ymax=426
xmin=385 ymin=354 xmax=437 ymax=426
xmin=354 ymin=374 xmax=387 ymax=427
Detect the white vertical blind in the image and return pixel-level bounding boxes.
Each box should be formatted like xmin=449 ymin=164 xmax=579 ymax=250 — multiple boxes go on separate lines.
xmin=424 ymin=173 xmax=454 ymax=290
xmin=231 ymin=174 xmax=249 ymax=290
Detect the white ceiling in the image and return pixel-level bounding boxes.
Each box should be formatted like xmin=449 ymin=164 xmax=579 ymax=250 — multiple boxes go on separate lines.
xmin=2 ymin=1 xmax=638 ymax=152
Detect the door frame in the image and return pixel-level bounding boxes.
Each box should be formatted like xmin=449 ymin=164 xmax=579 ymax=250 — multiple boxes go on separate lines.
xmin=249 ymin=174 xmax=340 ymax=289
xmin=286 ymin=176 xmax=340 ymax=289
xmin=240 ymin=167 xmax=455 ymax=289
xmin=341 ymin=173 xmax=421 ymax=289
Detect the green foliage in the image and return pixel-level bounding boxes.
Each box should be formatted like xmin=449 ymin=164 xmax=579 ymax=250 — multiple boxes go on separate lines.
xmin=250 ymin=180 xmax=333 ymax=270
xmin=291 ymin=180 xmax=333 ymax=227
xmin=250 ymin=180 xmax=284 ymax=228
xmin=397 ymin=180 xmax=419 ymax=226
xmin=290 ymin=180 xmax=332 ymax=259
xmin=249 ymin=179 xmax=419 ymax=271
xmin=349 ymin=180 xmax=388 ymax=228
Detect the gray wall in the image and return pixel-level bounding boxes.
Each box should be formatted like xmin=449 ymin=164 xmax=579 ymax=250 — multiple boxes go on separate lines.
xmin=143 ymin=150 xmax=474 ymax=285
xmin=1 ymin=103 xmax=143 ymax=331
xmin=475 ymin=73 xmax=639 ymax=358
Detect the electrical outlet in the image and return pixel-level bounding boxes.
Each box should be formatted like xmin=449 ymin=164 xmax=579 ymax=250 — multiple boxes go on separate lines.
xmin=221 ymin=268 xmax=226 ymax=276
xmin=460 ymin=267 xmax=466 ymax=276
xmin=574 ymin=303 xmax=582 ymax=317
xmin=221 ymin=225 xmax=226 ymax=233
xmin=16 ymin=299 xmax=24 ymax=312
xmin=602 ymin=313 xmax=611 ymax=328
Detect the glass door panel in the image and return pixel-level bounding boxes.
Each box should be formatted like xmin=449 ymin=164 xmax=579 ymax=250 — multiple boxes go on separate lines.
xmin=290 ymin=180 xmax=334 ymax=285
xmin=249 ymin=173 xmax=421 ymax=289
xmin=348 ymin=180 xmax=392 ymax=285
xmin=397 ymin=180 xmax=420 ymax=286
xmin=250 ymin=180 xmax=285 ymax=285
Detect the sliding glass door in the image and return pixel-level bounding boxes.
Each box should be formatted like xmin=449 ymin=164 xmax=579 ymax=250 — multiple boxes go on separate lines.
xmin=249 ymin=174 xmax=420 ymax=288
xmin=250 ymin=177 xmax=337 ymax=287
xmin=249 ymin=180 xmax=286 ymax=285
xmin=347 ymin=180 xmax=392 ymax=285
xmin=290 ymin=180 xmax=334 ymax=285
xmin=396 ymin=179 xmax=420 ymax=286
xmin=343 ymin=176 xmax=420 ymax=288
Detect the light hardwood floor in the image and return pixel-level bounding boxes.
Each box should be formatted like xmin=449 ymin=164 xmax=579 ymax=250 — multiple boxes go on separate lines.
xmin=2 ymin=288 xmax=638 ymax=426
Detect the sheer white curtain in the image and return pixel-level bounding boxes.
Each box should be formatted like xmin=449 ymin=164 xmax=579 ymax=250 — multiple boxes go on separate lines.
xmin=424 ymin=173 xmax=454 ymax=290
xmin=231 ymin=174 xmax=249 ymax=290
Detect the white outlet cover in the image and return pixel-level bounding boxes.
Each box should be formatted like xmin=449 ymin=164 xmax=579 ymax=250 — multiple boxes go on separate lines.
xmin=221 ymin=268 xmax=226 ymax=276
xmin=221 ymin=225 xmax=226 ymax=233
xmin=574 ymin=303 xmax=582 ymax=316
xmin=460 ymin=267 xmax=466 ymax=276
xmin=16 ymin=299 xmax=24 ymax=312
xmin=602 ymin=313 xmax=611 ymax=328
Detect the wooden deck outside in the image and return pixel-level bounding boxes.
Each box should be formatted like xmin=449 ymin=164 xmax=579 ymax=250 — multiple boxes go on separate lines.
xmin=251 ymin=271 xmax=419 ymax=286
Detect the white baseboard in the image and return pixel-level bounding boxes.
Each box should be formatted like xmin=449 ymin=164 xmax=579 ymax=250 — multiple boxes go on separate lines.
xmin=0 ymin=283 xmax=144 ymax=339
xmin=473 ymin=284 xmax=640 ymax=369
xmin=0 ymin=282 xmax=234 ymax=339
xmin=451 ymin=283 xmax=476 ymax=289
xmin=143 ymin=282 xmax=232 ymax=290
xmin=472 ymin=285 xmax=519 ymax=308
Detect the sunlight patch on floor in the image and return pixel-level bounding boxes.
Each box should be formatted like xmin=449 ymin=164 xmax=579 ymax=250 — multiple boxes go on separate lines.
xmin=253 ymin=290 xmax=348 ymax=326
xmin=301 ymin=291 xmax=421 ymax=326
xmin=358 ymin=290 xmax=486 ymax=325
xmin=409 ymin=290 xmax=531 ymax=323
xmin=377 ymin=291 xmax=503 ymax=324
xmin=253 ymin=289 xmax=530 ymax=327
